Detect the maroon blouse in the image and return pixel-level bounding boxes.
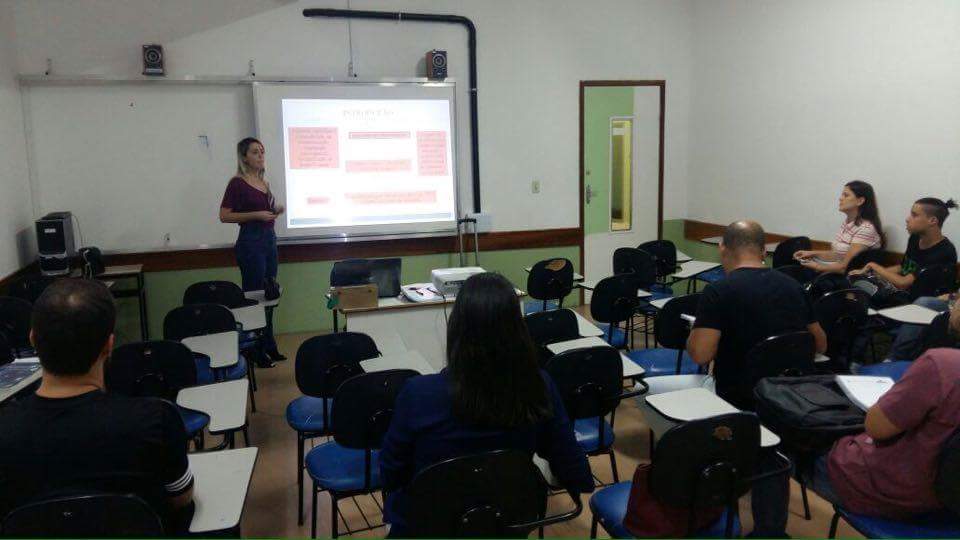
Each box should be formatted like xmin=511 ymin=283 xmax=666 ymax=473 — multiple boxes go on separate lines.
xmin=220 ymin=177 xmax=275 ymax=229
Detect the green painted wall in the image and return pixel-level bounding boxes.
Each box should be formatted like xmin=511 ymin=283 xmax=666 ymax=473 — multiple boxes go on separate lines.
xmin=583 ymin=87 xmax=634 ymax=235
xmin=118 ymin=245 xmax=581 ymax=343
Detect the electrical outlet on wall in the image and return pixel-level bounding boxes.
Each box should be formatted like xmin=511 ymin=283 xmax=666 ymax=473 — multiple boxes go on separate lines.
xmin=531 ymin=179 xmax=541 ymax=194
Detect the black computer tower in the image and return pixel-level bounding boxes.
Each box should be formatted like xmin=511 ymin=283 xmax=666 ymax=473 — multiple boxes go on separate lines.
xmin=36 ymin=212 xmax=76 ymax=276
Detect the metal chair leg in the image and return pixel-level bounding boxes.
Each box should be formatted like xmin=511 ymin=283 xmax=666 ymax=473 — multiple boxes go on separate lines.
xmin=247 ymin=371 xmax=257 ymax=413
xmin=590 ymin=515 xmax=599 ymax=538
xmin=331 ymin=493 xmax=339 ymax=539
xmin=241 ymin=426 xmax=250 ymax=446
xmin=800 ymin=481 xmax=811 ymax=520
xmin=828 ymin=510 xmax=841 ymax=538
xmin=608 ymin=450 xmax=620 ymax=484
xmin=311 ymin=482 xmax=318 ymax=539
xmin=297 ymin=433 xmax=305 ymax=526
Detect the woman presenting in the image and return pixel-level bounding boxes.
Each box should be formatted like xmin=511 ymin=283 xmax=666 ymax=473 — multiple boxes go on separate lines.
xmin=219 ymin=137 xmax=285 ymax=365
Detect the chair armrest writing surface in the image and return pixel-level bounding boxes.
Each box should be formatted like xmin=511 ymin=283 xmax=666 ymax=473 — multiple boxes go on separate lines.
xmin=646 ymin=388 xmax=780 ymax=447
xmin=570 ymin=310 xmax=604 ymax=337
xmin=181 ymin=331 xmax=239 ymax=369
xmin=546 ymin=337 xmax=646 ymax=378
xmin=188 ymin=447 xmax=258 ymax=533
xmin=244 ymin=289 xmax=281 ymax=307
xmin=360 ymin=350 xmax=438 ymax=375
xmin=875 ymin=304 xmax=940 ymax=325
xmin=176 ymin=380 xmax=249 ymax=433
xmin=671 ymin=261 xmax=722 ymax=280
xmin=230 ymin=305 xmax=267 ymax=331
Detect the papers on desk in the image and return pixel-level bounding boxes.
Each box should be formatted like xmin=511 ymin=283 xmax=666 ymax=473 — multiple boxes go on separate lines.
xmin=836 ymin=375 xmax=895 ymax=411
xmin=874 ymin=304 xmax=941 ymax=325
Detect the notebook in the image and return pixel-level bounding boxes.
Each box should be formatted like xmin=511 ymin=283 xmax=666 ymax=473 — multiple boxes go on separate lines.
xmin=836 ymin=375 xmax=895 ymax=411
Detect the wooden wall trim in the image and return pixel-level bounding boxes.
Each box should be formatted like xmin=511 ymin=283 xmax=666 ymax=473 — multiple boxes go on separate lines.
xmin=682 ymin=219 xmax=903 ymax=265
xmin=99 ymin=227 xmax=582 ymax=273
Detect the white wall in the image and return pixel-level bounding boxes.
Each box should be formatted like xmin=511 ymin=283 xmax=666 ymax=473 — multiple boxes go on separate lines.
xmin=12 ymin=0 xmax=693 ymax=245
xmin=0 ymin=3 xmax=34 ymax=277
xmin=688 ymin=0 xmax=960 ymax=251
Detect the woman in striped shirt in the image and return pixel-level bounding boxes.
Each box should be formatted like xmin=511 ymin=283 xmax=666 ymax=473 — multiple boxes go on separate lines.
xmin=794 ymin=180 xmax=885 ymax=274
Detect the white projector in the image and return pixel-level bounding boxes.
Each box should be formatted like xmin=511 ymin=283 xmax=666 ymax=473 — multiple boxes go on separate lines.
xmin=431 ymin=267 xmax=485 ymax=297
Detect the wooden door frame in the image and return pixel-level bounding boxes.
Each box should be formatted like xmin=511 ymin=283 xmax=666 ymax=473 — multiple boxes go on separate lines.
xmin=578 ymin=80 xmax=666 ymax=279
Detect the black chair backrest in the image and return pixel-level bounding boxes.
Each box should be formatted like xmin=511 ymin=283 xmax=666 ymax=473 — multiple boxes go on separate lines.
xmin=613 ymin=248 xmax=657 ymax=289
xmin=921 ymin=312 xmax=957 ymax=353
xmin=935 ymin=428 xmax=960 ymax=515
xmin=650 ymin=413 xmax=760 ymax=510
xmin=524 ymin=309 xmax=580 ymax=348
xmin=654 ymin=293 xmax=702 ymax=349
xmin=330 ymin=259 xmax=373 ymax=287
xmin=545 ymin=346 xmax=623 ymax=421
xmin=6 ymin=275 xmax=56 ymax=304
xmin=743 ymin=331 xmax=816 ymax=391
xmin=912 ymin=264 xmax=957 ymax=300
xmin=0 ymin=296 xmax=32 ymax=350
xmin=331 ymin=369 xmax=418 ymax=450
xmin=526 ymin=258 xmax=575 ymax=304
xmin=183 ymin=280 xmax=254 ymax=309
xmin=590 ymin=274 xmax=640 ymax=326
xmin=638 ymin=240 xmax=678 ymax=279
xmin=845 ymin=249 xmax=886 ymax=274
xmin=814 ymin=288 xmax=869 ymax=362
xmin=771 ymin=236 xmax=812 ymax=269
xmin=2 ymin=493 xmax=164 ymax=538
xmin=407 ymin=449 xmax=549 ymax=538
xmin=294 ymin=332 xmax=380 ymax=398
xmin=162 ymin=303 xmax=237 ymax=341
xmin=774 ymin=264 xmax=813 ymax=285
xmin=106 ymin=341 xmax=198 ymax=402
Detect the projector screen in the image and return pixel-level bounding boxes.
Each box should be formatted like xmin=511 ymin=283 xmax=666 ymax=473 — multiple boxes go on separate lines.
xmin=254 ymin=82 xmax=460 ymax=240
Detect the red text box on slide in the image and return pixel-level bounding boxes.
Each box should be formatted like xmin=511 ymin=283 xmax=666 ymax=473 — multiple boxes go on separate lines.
xmin=289 ymin=127 xmax=339 ymax=169
xmin=344 ymin=160 xmax=412 ymax=173
xmin=417 ymin=131 xmax=448 ymax=176
xmin=345 ymin=191 xmax=438 ymax=205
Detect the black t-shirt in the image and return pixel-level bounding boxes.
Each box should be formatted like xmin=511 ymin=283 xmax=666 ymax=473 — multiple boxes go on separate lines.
xmin=693 ymin=267 xmax=816 ymax=409
xmin=0 ymin=391 xmax=192 ymax=530
xmin=900 ymin=235 xmax=957 ymax=277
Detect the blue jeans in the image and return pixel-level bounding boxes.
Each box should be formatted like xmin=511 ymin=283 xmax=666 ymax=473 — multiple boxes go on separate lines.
xmin=753 ymin=453 xmax=841 ymax=535
xmin=236 ymin=225 xmax=279 ymax=352
xmin=886 ymin=296 xmax=948 ymax=361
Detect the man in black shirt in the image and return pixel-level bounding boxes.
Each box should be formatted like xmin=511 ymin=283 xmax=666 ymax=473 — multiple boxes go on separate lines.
xmin=687 ymin=221 xmax=827 ymax=538
xmin=0 ymin=279 xmax=194 ymax=534
xmin=687 ymin=221 xmax=828 ymax=410
xmin=851 ymin=197 xmax=959 ymax=361
xmin=849 ymin=197 xmax=957 ymax=292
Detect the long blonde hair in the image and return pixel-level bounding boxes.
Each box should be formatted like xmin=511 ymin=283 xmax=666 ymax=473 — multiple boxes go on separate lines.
xmin=236 ymin=137 xmax=265 ymax=179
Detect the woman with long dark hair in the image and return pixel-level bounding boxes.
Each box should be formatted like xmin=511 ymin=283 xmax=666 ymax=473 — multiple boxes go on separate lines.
xmin=219 ymin=137 xmax=285 ymax=365
xmin=794 ymin=180 xmax=884 ymax=274
xmin=379 ymin=272 xmax=593 ymax=536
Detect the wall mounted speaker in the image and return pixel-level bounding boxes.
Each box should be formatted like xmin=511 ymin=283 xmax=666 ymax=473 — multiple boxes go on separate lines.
xmin=426 ymin=49 xmax=447 ymax=80
xmin=142 ymin=44 xmax=164 ymax=76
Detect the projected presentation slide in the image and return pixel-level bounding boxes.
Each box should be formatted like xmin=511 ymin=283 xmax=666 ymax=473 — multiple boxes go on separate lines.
xmin=281 ymin=98 xmax=457 ymax=229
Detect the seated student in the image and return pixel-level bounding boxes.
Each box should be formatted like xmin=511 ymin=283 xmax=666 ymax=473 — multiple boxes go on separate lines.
xmin=850 ymin=198 xmax=957 ymax=360
xmin=379 ymin=272 xmax=593 ymax=537
xmin=794 ymin=180 xmax=885 ymax=274
xmin=688 ymin=220 xmax=828 ymax=411
xmin=757 ymin=305 xmax=960 ymax=527
xmin=0 ymin=279 xmax=194 ymax=534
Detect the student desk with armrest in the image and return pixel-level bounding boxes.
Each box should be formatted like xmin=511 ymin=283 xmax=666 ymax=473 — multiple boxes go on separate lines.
xmin=188 ymin=447 xmax=258 ymax=534
xmin=177 ymin=379 xmax=249 ymax=449
xmin=642 ymin=387 xmax=780 ymax=448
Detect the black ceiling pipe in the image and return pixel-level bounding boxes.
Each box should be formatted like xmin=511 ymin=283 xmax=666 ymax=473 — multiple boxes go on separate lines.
xmin=303 ymin=8 xmax=481 ymax=214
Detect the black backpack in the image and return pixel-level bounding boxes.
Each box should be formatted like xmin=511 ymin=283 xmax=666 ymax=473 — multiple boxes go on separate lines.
xmin=754 ymin=375 xmax=865 ymax=452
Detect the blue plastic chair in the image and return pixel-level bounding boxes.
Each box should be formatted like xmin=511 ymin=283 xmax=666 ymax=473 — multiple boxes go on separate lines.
xmin=858 ymin=360 xmax=912 ymax=382
xmin=546 ymin=346 xmax=645 ymax=485
xmin=829 ymin=507 xmax=960 ymax=539
xmin=626 ymin=294 xmax=702 ymax=376
xmin=590 ymin=412 xmax=790 ymax=539
xmin=589 ymin=482 xmax=741 ymax=538
xmin=306 ymin=369 xmax=418 ymax=539
xmin=287 ymin=332 xmax=378 ymax=526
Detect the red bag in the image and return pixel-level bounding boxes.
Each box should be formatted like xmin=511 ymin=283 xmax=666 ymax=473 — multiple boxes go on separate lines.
xmin=622 ymin=463 xmax=725 ymax=538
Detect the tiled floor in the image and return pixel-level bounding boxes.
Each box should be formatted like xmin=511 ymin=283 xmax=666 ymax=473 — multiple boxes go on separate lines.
xmin=233 ymin=328 xmax=862 ymax=538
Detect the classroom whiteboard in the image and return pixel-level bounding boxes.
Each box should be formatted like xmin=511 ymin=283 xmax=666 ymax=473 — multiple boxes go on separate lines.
xmin=23 ymin=83 xmax=255 ymax=252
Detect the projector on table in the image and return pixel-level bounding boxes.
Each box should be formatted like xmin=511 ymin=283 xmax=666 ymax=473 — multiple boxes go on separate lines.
xmin=431 ymin=267 xmax=485 ymax=297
